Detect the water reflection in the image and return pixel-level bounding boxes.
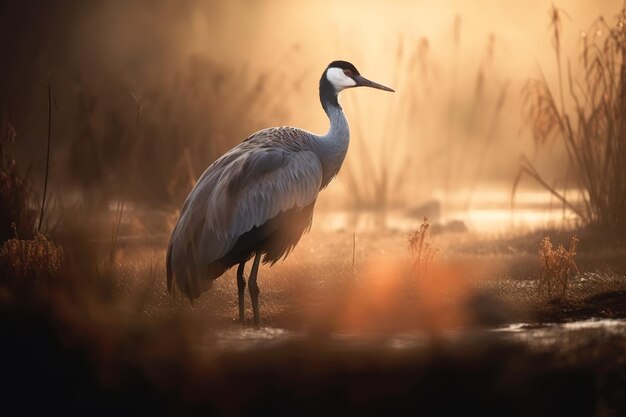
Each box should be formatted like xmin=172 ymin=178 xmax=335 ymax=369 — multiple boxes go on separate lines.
xmin=318 ymin=188 xmax=583 ymax=233
xmin=213 ymin=327 xmax=305 ymax=351
xmin=494 ymin=319 xmax=626 ymax=349
xmin=203 ymin=319 xmax=626 ymax=353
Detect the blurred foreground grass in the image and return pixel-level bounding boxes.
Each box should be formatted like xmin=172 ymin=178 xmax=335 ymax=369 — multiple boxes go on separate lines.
xmin=2 ymin=208 xmax=626 ymax=415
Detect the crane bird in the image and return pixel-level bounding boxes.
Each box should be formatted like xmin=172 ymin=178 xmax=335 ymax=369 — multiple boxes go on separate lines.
xmin=166 ymin=60 xmax=394 ymax=324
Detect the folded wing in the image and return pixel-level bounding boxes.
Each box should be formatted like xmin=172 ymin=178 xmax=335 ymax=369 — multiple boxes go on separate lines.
xmin=167 ymin=137 xmax=322 ymax=299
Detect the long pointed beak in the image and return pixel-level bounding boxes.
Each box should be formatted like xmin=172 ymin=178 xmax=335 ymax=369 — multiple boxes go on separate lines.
xmin=354 ymin=75 xmax=395 ymax=92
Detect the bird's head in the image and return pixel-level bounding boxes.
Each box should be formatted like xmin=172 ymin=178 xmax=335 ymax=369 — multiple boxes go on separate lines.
xmin=324 ymin=60 xmax=394 ymax=93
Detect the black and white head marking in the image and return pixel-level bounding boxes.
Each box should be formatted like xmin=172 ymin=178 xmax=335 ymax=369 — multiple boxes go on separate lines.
xmin=325 ymin=60 xmax=360 ymax=92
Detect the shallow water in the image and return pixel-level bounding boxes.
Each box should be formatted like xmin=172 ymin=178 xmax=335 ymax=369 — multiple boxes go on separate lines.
xmin=317 ymin=188 xmax=583 ymax=233
xmin=493 ymin=318 xmax=626 ymax=350
xmin=204 ymin=318 xmax=626 ymax=353
xmin=213 ymin=327 xmax=305 ymax=351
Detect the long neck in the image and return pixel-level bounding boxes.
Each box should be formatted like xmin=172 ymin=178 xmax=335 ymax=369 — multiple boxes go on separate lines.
xmin=315 ymin=76 xmax=350 ymax=188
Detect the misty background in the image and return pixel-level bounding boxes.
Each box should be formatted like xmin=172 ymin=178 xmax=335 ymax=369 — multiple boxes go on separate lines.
xmin=0 ymin=0 xmax=621 ymax=233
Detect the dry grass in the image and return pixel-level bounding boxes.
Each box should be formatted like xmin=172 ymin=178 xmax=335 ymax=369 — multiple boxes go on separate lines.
xmin=0 ymin=115 xmax=36 ymax=242
xmin=64 ymin=56 xmax=290 ymax=208
xmin=537 ymin=235 xmax=580 ymax=300
xmin=2 ymin=4 xmax=626 ymax=414
xmin=0 ymin=207 xmax=624 ymax=416
xmin=518 ymin=6 xmax=626 ymax=233
xmin=340 ymin=24 xmax=509 ymax=219
xmin=408 ymin=217 xmax=438 ymax=278
xmin=0 ymin=229 xmax=64 ymax=286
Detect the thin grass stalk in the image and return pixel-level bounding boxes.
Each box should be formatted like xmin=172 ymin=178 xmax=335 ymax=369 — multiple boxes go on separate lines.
xmin=38 ymin=71 xmax=53 ymax=231
xmin=464 ymin=83 xmax=508 ymax=210
xmin=443 ymin=15 xmax=462 ymax=197
xmin=551 ymin=6 xmax=567 ymax=113
xmin=108 ymin=199 xmax=125 ymax=274
xmin=352 ymin=232 xmax=356 ymax=277
xmin=512 ymin=156 xmax=587 ymax=221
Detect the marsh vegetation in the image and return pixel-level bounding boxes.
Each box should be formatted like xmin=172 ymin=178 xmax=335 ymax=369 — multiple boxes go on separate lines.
xmin=1 ymin=1 xmax=626 ymax=416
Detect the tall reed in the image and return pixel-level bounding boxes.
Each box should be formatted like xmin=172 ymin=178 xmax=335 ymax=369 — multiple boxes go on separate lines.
xmin=518 ymin=6 xmax=626 ymax=232
xmin=340 ymin=21 xmax=509 ymax=221
xmin=0 ymin=110 xmax=36 ymax=242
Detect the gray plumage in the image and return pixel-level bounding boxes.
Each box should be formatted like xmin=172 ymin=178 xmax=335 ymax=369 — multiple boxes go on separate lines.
xmin=166 ymin=60 xmax=393 ymax=322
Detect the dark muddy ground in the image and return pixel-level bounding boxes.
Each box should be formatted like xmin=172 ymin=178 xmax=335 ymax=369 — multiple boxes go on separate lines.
xmin=2 ymin=225 xmax=626 ymax=416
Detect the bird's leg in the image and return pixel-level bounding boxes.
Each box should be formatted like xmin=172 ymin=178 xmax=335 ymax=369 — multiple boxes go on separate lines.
xmin=248 ymin=252 xmax=262 ymax=326
xmin=236 ymin=261 xmax=246 ymax=323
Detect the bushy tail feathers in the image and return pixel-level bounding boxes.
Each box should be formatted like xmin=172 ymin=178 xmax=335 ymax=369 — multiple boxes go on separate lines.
xmin=166 ymin=237 xmax=217 ymax=301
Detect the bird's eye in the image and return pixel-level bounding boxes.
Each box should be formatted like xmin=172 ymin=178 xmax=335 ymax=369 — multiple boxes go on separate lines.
xmin=343 ymin=69 xmax=352 ymax=77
